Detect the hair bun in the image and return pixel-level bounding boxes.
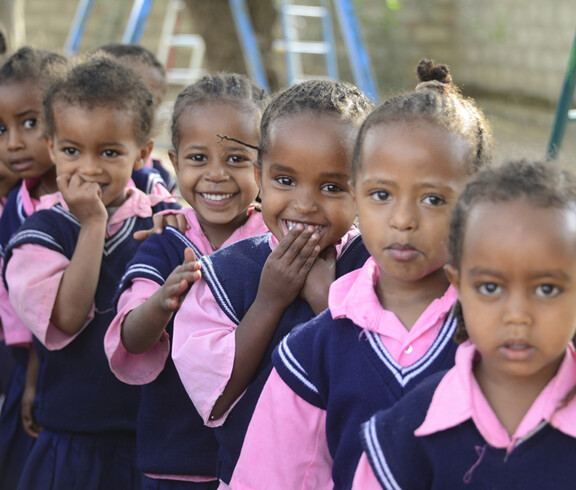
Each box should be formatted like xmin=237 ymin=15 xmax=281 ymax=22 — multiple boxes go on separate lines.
xmin=415 ymin=59 xmax=452 ymax=91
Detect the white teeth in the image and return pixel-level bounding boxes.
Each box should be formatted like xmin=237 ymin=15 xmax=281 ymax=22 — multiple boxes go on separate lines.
xmin=285 ymin=220 xmax=324 ymax=233
xmin=202 ymin=193 xmax=234 ymax=201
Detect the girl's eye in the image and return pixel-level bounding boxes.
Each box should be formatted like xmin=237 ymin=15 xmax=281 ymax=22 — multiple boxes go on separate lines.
xmin=370 ymin=190 xmax=390 ymax=202
xmin=535 ymin=284 xmax=561 ymax=298
xmin=321 ymin=183 xmax=343 ymax=193
xmin=102 ymin=149 xmax=119 ymax=158
xmin=23 ymin=119 xmax=37 ymax=130
xmin=422 ymin=194 xmax=445 ymax=206
xmin=0 ymin=125 xmax=6 ymax=135
xmin=275 ymin=176 xmax=294 ymax=186
xmin=62 ymin=147 xmax=79 ymax=156
xmin=476 ymin=282 xmax=501 ymax=296
xmin=227 ymin=155 xmax=249 ymax=165
xmin=187 ymin=154 xmax=207 ymax=163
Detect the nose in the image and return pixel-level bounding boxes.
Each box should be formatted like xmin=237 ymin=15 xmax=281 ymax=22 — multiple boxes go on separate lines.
xmin=502 ymin=290 xmax=532 ymax=327
xmin=78 ymin=155 xmax=102 ymax=176
xmin=7 ymin=127 xmax=24 ymax=152
xmin=293 ymin=186 xmax=319 ymax=214
xmin=389 ymin=199 xmax=417 ymax=231
xmin=204 ymin=160 xmax=229 ymax=183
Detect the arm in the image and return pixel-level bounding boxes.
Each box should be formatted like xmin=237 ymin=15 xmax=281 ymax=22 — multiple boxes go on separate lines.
xmin=120 ymin=247 xmax=200 ymax=354
xmin=49 ymin=173 xmax=107 ymax=336
xmin=133 ymin=211 xmax=189 ymax=241
xmin=299 ymin=245 xmax=337 ymax=314
xmin=209 ymin=224 xmax=320 ymax=420
xmin=230 ymin=368 xmax=333 ymax=490
xmin=21 ymin=346 xmax=42 ymax=438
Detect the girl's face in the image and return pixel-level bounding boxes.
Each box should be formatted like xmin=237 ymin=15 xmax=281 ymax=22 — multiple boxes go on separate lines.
xmin=354 ymin=122 xmax=469 ymax=288
xmin=0 ymin=81 xmax=54 ymax=179
xmin=47 ymin=104 xmax=150 ymax=209
xmin=0 ymin=160 xmax=20 ymax=197
xmin=170 ymin=101 xmax=260 ymax=235
xmin=257 ymin=113 xmax=356 ymax=251
xmin=446 ymin=199 xmax=576 ymax=387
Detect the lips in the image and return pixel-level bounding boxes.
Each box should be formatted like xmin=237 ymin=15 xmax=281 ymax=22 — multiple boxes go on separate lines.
xmin=386 ymin=243 xmax=420 ymax=262
xmin=197 ymin=192 xmax=238 ymax=207
xmin=500 ymin=340 xmax=535 ymax=361
xmin=9 ymin=157 xmax=34 ymax=173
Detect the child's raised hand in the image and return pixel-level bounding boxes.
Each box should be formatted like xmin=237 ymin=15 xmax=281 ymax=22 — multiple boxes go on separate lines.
xmin=57 ymin=173 xmax=107 ymax=224
xmin=158 ymin=247 xmax=201 ymax=312
xmin=133 ymin=211 xmax=190 ymax=241
xmin=256 ymin=225 xmax=321 ymax=310
xmin=299 ymin=245 xmax=336 ymax=314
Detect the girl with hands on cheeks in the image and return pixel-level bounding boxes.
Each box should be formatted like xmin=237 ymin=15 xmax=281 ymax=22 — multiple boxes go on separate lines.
xmin=2 ymin=56 xmax=179 ymax=490
xmin=230 ymin=59 xmax=494 ymax=490
xmin=171 ymin=79 xmax=375 ymax=486
xmin=104 ymin=73 xmax=270 ymax=489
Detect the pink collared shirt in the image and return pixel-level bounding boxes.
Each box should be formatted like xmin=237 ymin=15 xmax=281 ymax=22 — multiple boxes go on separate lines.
xmin=352 ymin=340 xmax=576 ymax=489
xmin=229 ymin=257 xmax=456 ymax=490
xmin=5 ymin=187 xmax=170 ymax=350
xmin=0 ymin=179 xmax=42 ymax=346
xmin=171 ymin=228 xmax=361 ymax=427
xmin=104 ymin=207 xmax=268 ymax=385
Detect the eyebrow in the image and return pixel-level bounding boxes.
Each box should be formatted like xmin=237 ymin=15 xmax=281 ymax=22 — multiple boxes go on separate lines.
xmin=269 ymin=163 xmax=348 ymax=180
xmin=468 ymin=267 xmax=571 ymax=281
xmin=16 ymin=109 xmax=39 ymax=118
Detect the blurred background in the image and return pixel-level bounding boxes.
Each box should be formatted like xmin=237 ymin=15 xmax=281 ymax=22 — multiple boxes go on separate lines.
xmin=1 ymin=0 xmax=575 ymax=166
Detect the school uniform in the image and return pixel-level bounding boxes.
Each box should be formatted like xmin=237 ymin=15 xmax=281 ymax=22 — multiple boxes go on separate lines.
xmin=104 ymin=206 xmax=267 ymax=488
xmin=3 ymin=186 xmax=179 ymax=490
xmin=172 ymin=230 xmax=370 ymax=484
xmin=354 ymin=341 xmax=576 ymax=490
xmin=230 ymin=257 xmax=458 ymax=490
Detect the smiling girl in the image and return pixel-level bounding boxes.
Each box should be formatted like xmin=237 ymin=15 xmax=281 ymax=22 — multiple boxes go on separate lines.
xmin=2 ymin=56 xmax=179 ymax=489
xmin=171 ymin=79 xmax=374 ymax=486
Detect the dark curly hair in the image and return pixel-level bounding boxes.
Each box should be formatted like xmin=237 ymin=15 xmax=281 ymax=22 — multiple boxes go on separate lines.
xmin=351 ymin=59 xmax=492 ymax=183
xmin=257 ymin=79 xmax=375 ymax=169
xmin=43 ymin=56 xmax=154 ymax=145
xmin=449 ymin=159 xmax=576 ymax=344
xmin=0 ymin=46 xmax=67 ymax=91
xmin=170 ymin=72 xmax=270 ymax=152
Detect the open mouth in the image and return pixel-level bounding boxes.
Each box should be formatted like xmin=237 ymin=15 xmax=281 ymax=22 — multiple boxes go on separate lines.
xmin=283 ymin=219 xmax=325 ymax=235
xmin=200 ymin=192 xmax=236 ymax=202
xmin=9 ymin=158 xmax=34 ymax=172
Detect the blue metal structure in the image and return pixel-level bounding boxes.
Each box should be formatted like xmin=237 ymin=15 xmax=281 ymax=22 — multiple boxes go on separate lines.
xmin=122 ymin=0 xmax=153 ymax=44
xmin=547 ymin=28 xmax=576 ymax=161
xmin=63 ymin=0 xmax=96 ymax=56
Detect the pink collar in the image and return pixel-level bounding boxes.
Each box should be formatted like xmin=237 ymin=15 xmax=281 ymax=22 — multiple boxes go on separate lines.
xmin=20 ymin=179 xmax=41 ymax=216
xmin=328 ymin=257 xmax=456 ymax=335
xmin=416 ymin=341 xmax=576 ymax=451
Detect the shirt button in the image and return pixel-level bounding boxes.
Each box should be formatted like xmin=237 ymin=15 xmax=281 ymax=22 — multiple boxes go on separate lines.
xmin=404 ymin=345 xmax=414 ymax=354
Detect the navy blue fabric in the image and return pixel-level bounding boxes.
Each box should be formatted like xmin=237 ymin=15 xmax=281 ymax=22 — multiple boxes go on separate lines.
xmin=131 ymin=164 xmax=176 ymax=196
xmin=143 ymin=476 xmax=219 ymax=490
xmin=3 ymin=199 xmax=177 ymax=435
xmin=361 ymin=371 xmax=576 ymax=489
xmin=274 ymin=308 xmax=458 ymax=489
xmin=117 ymin=228 xmax=219 ymax=477
xmin=0 ymin=186 xmax=29 ymax=258
xmin=17 ymin=429 xmax=143 ymax=490
xmin=199 ymin=233 xmax=370 ymax=483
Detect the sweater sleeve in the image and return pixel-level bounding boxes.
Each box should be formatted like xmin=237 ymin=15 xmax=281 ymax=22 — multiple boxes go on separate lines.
xmin=5 ymin=243 xmax=94 ymax=350
xmin=172 ymin=276 xmax=237 ymax=426
xmin=104 ymin=278 xmax=170 ymax=385
xmin=230 ymin=368 xmax=333 ymax=490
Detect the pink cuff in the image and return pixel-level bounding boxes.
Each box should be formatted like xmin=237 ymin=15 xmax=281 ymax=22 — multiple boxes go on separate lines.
xmin=104 ymin=279 xmax=170 ymax=385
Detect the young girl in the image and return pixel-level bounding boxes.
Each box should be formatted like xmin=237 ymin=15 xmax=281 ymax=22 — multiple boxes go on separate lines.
xmin=94 ymin=42 xmax=178 ymax=194
xmin=353 ymin=159 xmax=576 ymax=489
xmin=0 ymin=46 xmax=66 ymax=490
xmin=229 ymin=60 xmax=493 ymax=490
xmin=103 ymin=73 xmax=269 ymax=489
xmin=171 ymin=79 xmax=375 ymax=485
xmin=2 ymin=56 xmax=179 ymax=489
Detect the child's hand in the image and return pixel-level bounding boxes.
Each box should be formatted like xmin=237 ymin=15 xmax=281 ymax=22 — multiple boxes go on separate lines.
xmin=21 ymin=381 xmax=42 ymax=439
xmin=133 ymin=212 xmax=190 ymax=241
xmin=299 ymin=245 xmax=336 ymax=314
xmin=256 ymin=225 xmax=321 ymax=310
xmin=57 ymin=173 xmax=107 ymax=225
xmin=158 ymin=247 xmax=201 ymax=312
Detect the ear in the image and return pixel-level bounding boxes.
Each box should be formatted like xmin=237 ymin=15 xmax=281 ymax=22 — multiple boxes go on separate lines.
xmin=254 ymin=165 xmax=263 ymax=190
xmin=168 ymin=150 xmax=179 ymax=173
xmin=135 ymin=140 xmax=154 ymax=171
xmin=444 ymin=263 xmax=461 ymax=294
xmin=46 ymin=137 xmax=57 ymax=165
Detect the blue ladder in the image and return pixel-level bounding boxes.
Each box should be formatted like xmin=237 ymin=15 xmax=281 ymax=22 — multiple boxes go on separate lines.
xmin=546 ymin=28 xmax=576 ymax=161
xmin=277 ymin=0 xmax=378 ymax=102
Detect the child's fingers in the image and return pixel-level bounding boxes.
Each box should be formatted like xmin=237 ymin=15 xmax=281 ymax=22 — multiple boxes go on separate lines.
xmin=183 ymin=246 xmax=197 ymax=265
xmin=133 ymin=228 xmax=154 ymax=241
xmin=56 ymin=173 xmax=72 ymax=194
xmin=274 ymin=225 xmax=318 ymax=264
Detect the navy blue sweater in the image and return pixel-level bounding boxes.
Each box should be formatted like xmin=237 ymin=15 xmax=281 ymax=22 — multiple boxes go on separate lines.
xmin=3 ymin=200 xmax=178 ymax=435
xmin=117 ymin=227 xmax=219 ymax=476
xmin=361 ymin=371 xmax=576 ymax=489
xmin=274 ymin=308 xmax=458 ymax=489
xmin=200 ymin=233 xmax=370 ymax=483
